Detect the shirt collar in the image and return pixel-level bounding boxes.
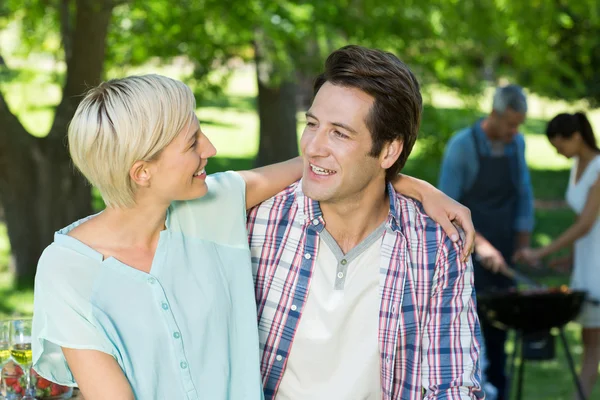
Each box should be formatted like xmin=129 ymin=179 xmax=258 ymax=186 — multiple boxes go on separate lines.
xmin=386 ymin=181 xmax=403 ymax=233
xmin=295 ymin=179 xmax=404 ymax=233
xmin=295 ymin=180 xmax=323 ymax=228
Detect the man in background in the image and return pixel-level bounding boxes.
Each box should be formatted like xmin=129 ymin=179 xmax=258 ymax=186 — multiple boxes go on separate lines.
xmin=438 ymin=84 xmax=534 ymax=400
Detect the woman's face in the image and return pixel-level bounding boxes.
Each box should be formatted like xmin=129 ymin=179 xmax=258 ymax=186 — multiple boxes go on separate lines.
xmin=549 ymin=133 xmax=582 ymax=159
xmin=145 ymin=117 xmax=217 ymax=203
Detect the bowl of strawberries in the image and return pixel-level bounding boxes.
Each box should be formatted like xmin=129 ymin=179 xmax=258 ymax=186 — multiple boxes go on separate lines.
xmin=2 ymin=362 xmax=72 ymax=399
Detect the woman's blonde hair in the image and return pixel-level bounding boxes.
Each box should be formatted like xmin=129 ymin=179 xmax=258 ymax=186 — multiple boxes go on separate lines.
xmin=68 ymin=74 xmax=196 ymax=208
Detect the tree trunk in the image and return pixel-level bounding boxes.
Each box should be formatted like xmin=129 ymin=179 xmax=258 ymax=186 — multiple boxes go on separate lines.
xmin=253 ymin=37 xmax=299 ymax=167
xmin=0 ymin=0 xmax=113 ymax=287
xmin=254 ymin=79 xmax=300 ymax=167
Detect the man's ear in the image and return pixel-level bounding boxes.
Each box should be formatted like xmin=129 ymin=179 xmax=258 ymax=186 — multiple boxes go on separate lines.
xmin=130 ymin=160 xmax=152 ymax=188
xmin=380 ymin=139 xmax=403 ymax=169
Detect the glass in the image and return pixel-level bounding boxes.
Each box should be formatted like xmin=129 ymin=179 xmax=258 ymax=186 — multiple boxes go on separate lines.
xmin=9 ymin=319 xmax=34 ymax=400
xmin=0 ymin=320 xmax=10 ymax=400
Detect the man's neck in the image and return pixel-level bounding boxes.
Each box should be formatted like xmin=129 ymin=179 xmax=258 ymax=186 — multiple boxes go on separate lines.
xmin=480 ymin=118 xmax=496 ymax=141
xmin=480 ymin=118 xmax=505 ymax=154
xmin=319 ymin=185 xmax=390 ymax=254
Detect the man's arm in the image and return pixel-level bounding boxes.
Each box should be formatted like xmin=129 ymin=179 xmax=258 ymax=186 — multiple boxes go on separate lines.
xmin=422 ymin=234 xmax=484 ymax=399
xmin=515 ymin=231 xmax=531 ymax=251
xmin=513 ymin=134 xmax=535 ymax=245
xmin=438 ymin=135 xmax=468 ymax=201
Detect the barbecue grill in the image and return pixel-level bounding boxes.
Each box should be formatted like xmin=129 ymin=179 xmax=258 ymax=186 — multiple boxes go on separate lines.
xmin=476 ymin=267 xmax=593 ymax=400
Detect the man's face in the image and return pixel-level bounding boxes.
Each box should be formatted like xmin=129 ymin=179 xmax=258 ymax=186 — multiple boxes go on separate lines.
xmin=300 ymin=82 xmax=393 ymax=205
xmin=490 ymin=108 xmax=526 ymax=143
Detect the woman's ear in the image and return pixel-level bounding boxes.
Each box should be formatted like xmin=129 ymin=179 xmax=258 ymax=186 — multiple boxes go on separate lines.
xmin=130 ymin=160 xmax=152 ymax=188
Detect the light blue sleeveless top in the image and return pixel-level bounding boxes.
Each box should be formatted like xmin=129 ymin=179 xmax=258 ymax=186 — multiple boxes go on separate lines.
xmin=32 ymin=172 xmax=263 ymax=400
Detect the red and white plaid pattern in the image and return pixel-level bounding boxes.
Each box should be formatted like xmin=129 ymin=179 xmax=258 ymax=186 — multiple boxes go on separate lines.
xmin=247 ymin=181 xmax=485 ymax=400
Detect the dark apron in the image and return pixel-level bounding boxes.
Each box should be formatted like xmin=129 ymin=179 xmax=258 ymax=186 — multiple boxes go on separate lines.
xmin=459 ymin=123 xmax=518 ymax=400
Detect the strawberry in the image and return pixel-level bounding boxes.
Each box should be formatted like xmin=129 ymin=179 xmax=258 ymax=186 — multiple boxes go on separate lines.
xmin=37 ymin=377 xmax=52 ymax=389
xmin=50 ymin=383 xmax=62 ymax=396
xmin=4 ymin=377 xmax=17 ymax=386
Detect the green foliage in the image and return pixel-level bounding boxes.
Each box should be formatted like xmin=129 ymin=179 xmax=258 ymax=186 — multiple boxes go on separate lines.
xmin=498 ymin=1 xmax=600 ymax=105
xmin=3 ymin=0 xmax=600 ymax=106
xmin=417 ymin=105 xmax=482 ymax=166
xmin=0 ymin=0 xmax=64 ymax=59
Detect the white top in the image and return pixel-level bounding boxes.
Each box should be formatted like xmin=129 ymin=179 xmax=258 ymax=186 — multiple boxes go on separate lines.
xmin=32 ymin=172 xmax=264 ymax=400
xmin=277 ymin=224 xmax=385 ymax=400
xmin=566 ymin=156 xmax=600 ymax=306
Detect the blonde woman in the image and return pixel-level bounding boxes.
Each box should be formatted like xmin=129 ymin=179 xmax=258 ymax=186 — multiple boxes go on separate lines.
xmin=31 ymin=74 xmax=474 ymax=399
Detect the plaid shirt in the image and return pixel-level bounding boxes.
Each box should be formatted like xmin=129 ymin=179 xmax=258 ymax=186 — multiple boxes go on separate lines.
xmin=247 ymin=181 xmax=484 ymax=400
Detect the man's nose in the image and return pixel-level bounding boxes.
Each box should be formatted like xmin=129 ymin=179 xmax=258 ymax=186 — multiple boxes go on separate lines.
xmin=304 ymin=130 xmax=329 ymax=157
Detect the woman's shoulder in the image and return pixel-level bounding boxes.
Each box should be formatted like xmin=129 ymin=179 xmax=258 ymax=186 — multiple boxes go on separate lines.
xmin=169 ymin=171 xmax=249 ymax=247
xmin=37 ymin=218 xmax=105 ymax=294
xmin=582 ymin=155 xmax=600 ymax=184
xmin=592 ymin=154 xmax=600 ymax=171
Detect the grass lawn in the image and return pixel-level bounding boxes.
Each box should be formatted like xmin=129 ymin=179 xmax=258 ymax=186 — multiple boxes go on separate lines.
xmin=1 ymin=64 xmax=599 ymax=399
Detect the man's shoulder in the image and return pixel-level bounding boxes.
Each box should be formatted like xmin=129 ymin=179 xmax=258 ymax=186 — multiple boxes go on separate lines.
xmin=391 ymin=191 xmax=464 ymax=249
xmin=254 ymin=179 xmax=301 ymax=211
xmin=447 ymin=126 xmax=474 ymax=148
xmin=514 ymin=132 xmax=526 ymax=149
xmin=392 ymin=192 xmax=436 ymax=227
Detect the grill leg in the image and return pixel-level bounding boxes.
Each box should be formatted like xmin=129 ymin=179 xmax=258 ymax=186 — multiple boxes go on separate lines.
xmin=516 ymin=336 xmax=526 ymax=400
xmin=559 ymin=328 xmax=586 ymax=400
xmin=506 ymin=330 xmax=520 ymax=399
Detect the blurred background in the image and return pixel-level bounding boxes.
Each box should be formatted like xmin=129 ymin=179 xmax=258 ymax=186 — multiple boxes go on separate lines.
xmin=0 ymin=1 xmax=599 ymax=398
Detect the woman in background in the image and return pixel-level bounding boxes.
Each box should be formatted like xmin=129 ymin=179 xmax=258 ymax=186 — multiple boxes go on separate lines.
xmin=516 ymin=112 xmax=600 ymax=399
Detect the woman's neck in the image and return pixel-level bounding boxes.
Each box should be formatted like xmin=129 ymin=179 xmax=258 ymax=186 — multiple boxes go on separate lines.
xmin=84 ymin=200 xmax=169 ymax=251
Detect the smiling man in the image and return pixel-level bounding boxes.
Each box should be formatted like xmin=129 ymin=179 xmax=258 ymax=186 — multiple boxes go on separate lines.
xmin=247 ymin=45 xmax=484 ymax=400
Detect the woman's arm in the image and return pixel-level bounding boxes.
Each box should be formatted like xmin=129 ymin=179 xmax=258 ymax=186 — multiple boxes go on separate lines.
xmin=548 ymin=250 xmax=574 ymax=273
xmin=62 ymin=348 xmax=134 ymax=400
xmin=393 ymin=174 xmax=475 ymax=261
xmin=538 ymin=175 xmax=600 ymax=257
xmin=516 ymin=175 xmax=600 ymax=266
xmin=238 ymin=157 xmax=303 ymax=210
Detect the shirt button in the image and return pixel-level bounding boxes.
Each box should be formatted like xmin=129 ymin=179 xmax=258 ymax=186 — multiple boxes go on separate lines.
xmin=386 ymin=357 xmax=391 ymax=364
xmin=341 ymin=259 xmax=347 ymax=265
xmin=180 ymin=361 xmax=188 ymax=369
xmin=173 ymin=332 xmax=181 ymax=339
xmin=312 ymin=219 xmax=319 ymax=225
xmin=304 ymin=253 xmax=311 ymax=259
xmin=276 ymin=355 xmax=283 ymax=361
xmin=337 ymin=272 xmax=344 ymax=279
xmin=392 ymin=306 xmax=397 ymax=314
xmin=291 ymin=305 xmax=297 ymax=311
xmin=162 ymin=303 xmax=169 ymax=310
xmin=147 ymin=277 xmax=156 ymax=284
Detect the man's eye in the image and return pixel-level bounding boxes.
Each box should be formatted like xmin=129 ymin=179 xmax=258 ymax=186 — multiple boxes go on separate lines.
xmin=334 ymin=131 xmax=348 ymax=139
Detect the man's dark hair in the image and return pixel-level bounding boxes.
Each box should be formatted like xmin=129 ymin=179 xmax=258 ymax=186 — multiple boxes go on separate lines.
xmin=313 ymin=45 xmax=423 ymax=181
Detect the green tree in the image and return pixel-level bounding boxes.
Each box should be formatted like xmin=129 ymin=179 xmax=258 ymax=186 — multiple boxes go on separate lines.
xmin=0 ymin=0 xmax=117 ymax=286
